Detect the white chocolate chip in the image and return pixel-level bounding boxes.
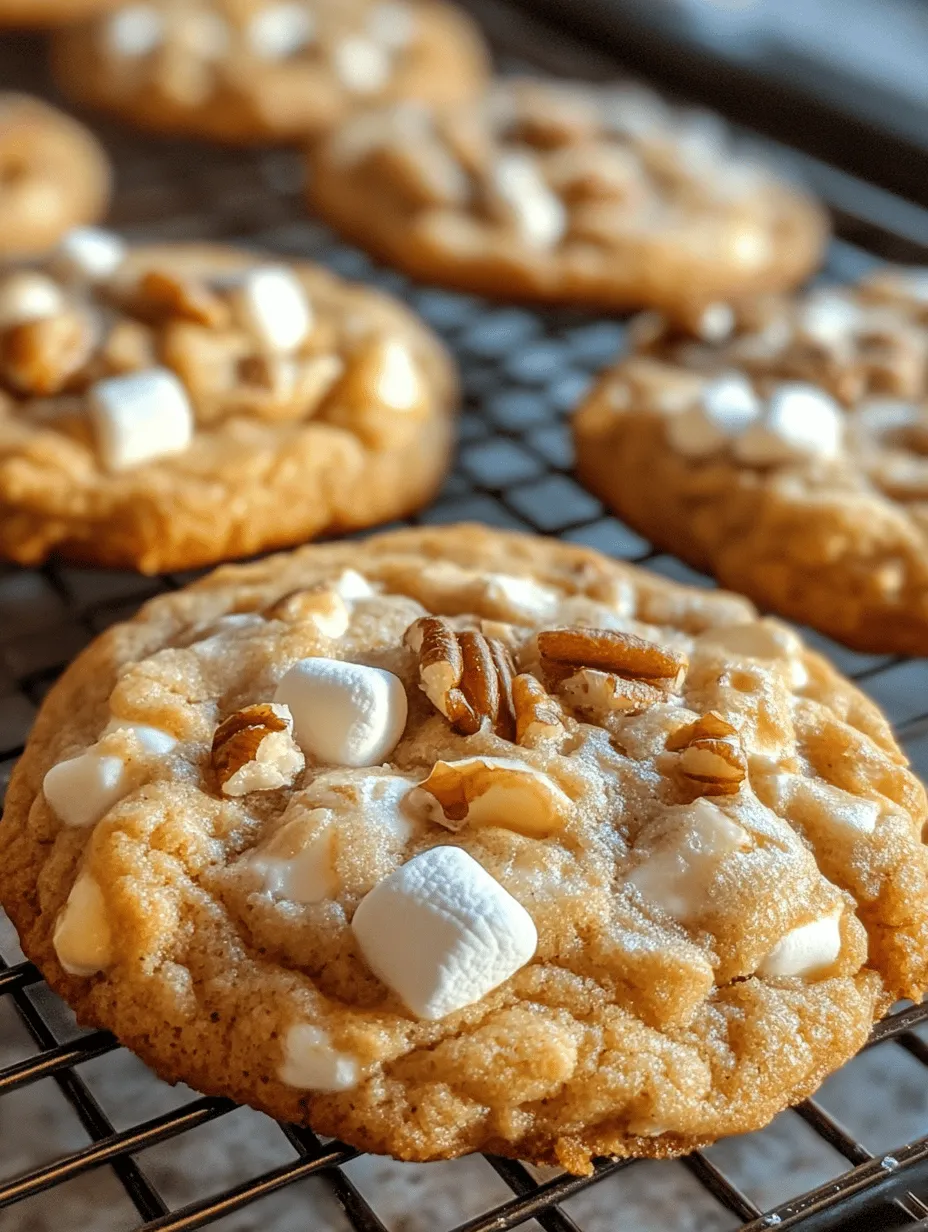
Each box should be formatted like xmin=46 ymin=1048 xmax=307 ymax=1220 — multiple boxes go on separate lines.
xmin=696 ymin=619 xmax=807 ymax=688
xmin=333 ymin=569 xmax=376 ymax=601
xmin=414 ymin=757 xmax=573 ymax=837
xmin=489 ymin=152 xmax=567 ymax=249
xmin=367 ymin=1 xmax=417 ymax=49
xmin=104 ymin=3 xmax=164 ymax=57
xmin=765 ymin=772 xmax=880 ymax=838
xmin=44 ymin=751 xmax=134 ymax=828
xmin=101 ymin=718 xmax=178 ymax=754
xmin=757 ymin=907 xmax=843 ymax=978
xmin=246 ymin=3 xmax=315 ymax=59
xmin=628 ymin=799 xmax=750 ymax=922
xmin=351 ymin=845 xmax=538 ymax=1020
xmin=219 ymin=704 xmax=305 ymax=798
xmin=88 ymin=368 xmax=194 ymax=472
xmin=370 ymin=338 xmax=421 ymax=410
xmin=51 ymin=228 xmax=127 ymax=283
xmin=274 ymin=658 xmax=408 ymax=767
xmin=232 ymin=266 xmax=312 ymax=354
xmin=278 ymin=1023 xmax=359 ymax=1090
xmin=53 ymin=873 xmax=113 ymax=976
xmin=251 ymin=810 xmax=338 ymax=903
xmin=485 ymin=574 xmax=559 ymax=621
xmin=332 ymin=37 xmax=392 ymax=95
xmin=734 ymin=383 xmax=843 ymax=465
xmin=0 ymin=272 xmax=66 ymax=330
xmin=666 ymin=372 xmax=761 ymax=459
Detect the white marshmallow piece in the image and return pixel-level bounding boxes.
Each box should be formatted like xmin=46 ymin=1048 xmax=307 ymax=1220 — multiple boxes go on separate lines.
xmin=352 ymin=845 xmax=537 ymax=1020
xmin=89 ymin=368 xmax=194 ymax=472
xmin=758 ymin=907 xmax=843 ymax=979
xmin=234 ymin=266 xmax=312 ymax=354
xmin=0 ymin=272 xmax=66 ymax=331
xmin=104 ymin=4 xmax=164 ymax=57
xmin=332 ymin=37 xmax=392 ymax=95
xmin=697 ymin=619 xmax=808 ymax=689
xmin=52 ymin=228 xmax=127 ymax=283
xmin=798 ymin=292 xmax=860 ymax=345
xmin=53 ymin=873 xmax=113 ymax=977
xmin=667 ymin=372 xmax=761 ymax=459
xmin=490 ymin=152 xmax=567 ymax=249
xmin=367 ymin=1 xmax=417 ymax=49
xmin=247 ymin=3 xmax=315 ymax=59
xmin=251 ymin=813 xmax=338 ymax=903
xmin=372 ymin=339 xmax=421 ymax=411
xmin=278 ymin=1024 xmax=360 ymax=1091
xmin=274 ymin=658 xmax=408 ymax=767
xmin=44 ymin=751 xmax=135 ymax=828
xmin=734 ymin=383 xmax=843 ymax=466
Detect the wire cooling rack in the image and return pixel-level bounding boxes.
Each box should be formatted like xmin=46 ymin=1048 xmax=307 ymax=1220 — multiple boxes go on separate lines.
xmin=4 ymin=4 xmax=928 ymax=1231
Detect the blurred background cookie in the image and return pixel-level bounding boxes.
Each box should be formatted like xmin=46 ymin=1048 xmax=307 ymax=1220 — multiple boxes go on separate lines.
xmin=52 ymin=0 xmax=490 ymax=145
xmin=307 ymin=77 xmax=828 ymax=317
xmin=0 ymin=93 xmax=110 ymax=257
xmin=0 ymin=0 xmax=118 ymax=27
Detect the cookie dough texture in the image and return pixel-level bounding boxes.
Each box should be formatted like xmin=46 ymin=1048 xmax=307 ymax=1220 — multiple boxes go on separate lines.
xmin=307 ymin=77 xmax=827 ymax=315
xmin=0 ymin=243 xmax=455 ymax=572
xmin=0 ymin=95 xmax=111 ymax=257
xmin=2 ymin=525 xmax=926 ymax=1174
xmin=0 ymin=0 xmax=118 ymax=26
xmin=53 ymin=0 xmax=489 ymax=145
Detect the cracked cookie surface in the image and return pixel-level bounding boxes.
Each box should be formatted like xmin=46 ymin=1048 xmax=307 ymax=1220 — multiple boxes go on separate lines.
xmin=0 ymin=240 xmax=455 ymax=572
xmin=307 ymin=77 xmax=827 ymax=314
xmin=1 ymin=524 xmax=925 ymax=1174
xmin=53 ymin=0 xmax=489 ymax=145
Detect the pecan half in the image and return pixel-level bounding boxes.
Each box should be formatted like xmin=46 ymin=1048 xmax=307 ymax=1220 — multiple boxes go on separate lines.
xmin=405 ymin=616 xmax=516 ymax=739
xmin=512 ymin=672 xmax=565 ymax=745
xmin=538 ymin=626 xmax=687 ymax=717
xmin=211 ymin=702 xmax=304 ymax=796
xmin=666 ymin=711 xmax=746 ymax=797
xmin=0 ymin=311 xmax=95 ymax=395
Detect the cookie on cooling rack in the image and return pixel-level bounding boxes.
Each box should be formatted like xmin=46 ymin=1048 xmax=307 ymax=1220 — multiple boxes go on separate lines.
xmin=306 ymin=77 xmax=828 ymax=316
xmin=0 ymin=95 xmax=111 ymax=258
xmin=0 ymin=239 xmax=455 ymax=572
xmin=1 ymin=523 xmax=925 ymax=1175
xmin=0 ymin=0 xmax=118 ymax=25
xmin=52 ymin=0 xmax=489 ymax=145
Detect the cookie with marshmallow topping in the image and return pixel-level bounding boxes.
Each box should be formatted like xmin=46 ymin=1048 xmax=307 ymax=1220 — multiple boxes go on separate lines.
xmin=574 ymin=344 xmax=928 ymax=654
xmin=1 ymin=523 xmax=925 ymax=1174
xmin=307 ymin=77 xmax=826 ymax=315
xmin=0 ymin=240 xmax=455 ymax=571
xmin=53 ymin=0 xmax=489 ymax=145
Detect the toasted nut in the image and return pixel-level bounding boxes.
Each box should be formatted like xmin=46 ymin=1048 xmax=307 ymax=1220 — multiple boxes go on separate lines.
xmin=667 ymin=711 xmax=746 ymax=797
xmin=512 ymin=673 xmax=565 ymax=745
xmin=265 ymin=584 xmax=350 ymax=638
xmin=538 ymin=627 xmax=687 ymax=682
xmin=0 ymin=311 xmax=95 ymax=395
xmin=665 ymin=710 xmax=736 ymax=752
xmin=405 ymin=615 xmax=465 ymax=714
xmin=211 ymin=702 xmax=304 ymax=796
xmin=560 ymin=668 xmax=665 ymax=716
xmin=415 ymin=756 xmax=573 ymax=836
xmin=406 ymin=616 xmax=516 ymax=738
xmin=135 ymin=269 xmax=229 ymax=328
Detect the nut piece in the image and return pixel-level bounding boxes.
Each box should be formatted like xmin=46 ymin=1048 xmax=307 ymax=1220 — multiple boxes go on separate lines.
xmin=135 ymin=269 xmax=229 ymax=328
xmin=0 ymin=311 xmax=95 ymax=395
xmin=405 ymin=616 xmax=516 ymax=738
xmin=265 ymin=584 xmax=350 ymax=638
xmin=666 ymin=711 xmax=747 ymax=797
xmin=559 ymin=669 xmax=665 ymax=716
xmin=211 ymin=702 xmax=304 ymax=797
xmin=538 ymin=627 xmax=687 ymax=682
xmin=512 ymin=672 xmax=565 ymax=745
xmin=416 ymin=756 xmax=573 ymax=837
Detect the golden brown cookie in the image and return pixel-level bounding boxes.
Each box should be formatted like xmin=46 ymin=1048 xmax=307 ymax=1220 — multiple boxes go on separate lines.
xmin=307 ymin=78 xmax=828 ymax=315
xmin=0 ymin=0 xmax=118 ymax=26
xmin=0 ymin=94 xmax=111 ymax=258
xmin=0 ymin=240 xmax=456 ymax=572
xmin=1 ymin=524 xmax=925 ymax=1175
xmin=53 ymin=0 xmax=489 ymax=146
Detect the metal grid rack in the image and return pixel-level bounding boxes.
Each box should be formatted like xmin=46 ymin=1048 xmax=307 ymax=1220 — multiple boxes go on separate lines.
xmin=4 ymin=3 xmax=928 ymax=1230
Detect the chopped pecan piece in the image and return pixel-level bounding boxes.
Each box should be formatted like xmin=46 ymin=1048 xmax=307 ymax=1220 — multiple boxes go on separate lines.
xmin=559 ymin=669 xmax=665 ymax=716
xmin=666 ymin=711 xmax=746 ymax=797
xmin=405 ymin=616 xmax=516 ymax=739
xmin=512 ymin=672 xmax=565 ymax=745
xmin=211 ymin=702 xmax=304 ymax=796
xmin=0 ymin=310 xmax=95 ymax=396
xmin=538 ymin=627 xmax=687 ymax=682
xmin=135 ymin=269 xmax=229 ymax=328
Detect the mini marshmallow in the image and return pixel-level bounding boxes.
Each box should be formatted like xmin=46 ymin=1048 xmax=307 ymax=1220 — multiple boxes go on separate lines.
xmin=758 ymin=907 xmax=843 ymax=978
xmin=274 ymin=658 xmax=408 ymax=767
xmin=251 ymin=812 xmax=338 ymax=903
xmin=278 ymin=1024 xmax=360 ymax=1091
xmin=51 ymin=228 xmax=127 ymax=283
xmin=734 ymin=383 xmax=843 ymax=465
xmin=44 ymin=751 xmax=135 ymax=828
xmin=371 ymin=338 xmax=421 ymax=411
xmin=490 ymin=152 xmax=567 ymax=249
xmin=351 ymin=845 xmax=537 ymax=1019
xmin=53 ymin=873 xmax=113 ymax=977
xmin=233 ymin=266 xmax=312 ymax=354
xmin=332 ymin=37 xmax=392 ymax=94
xmin=667 ymin=372 xmax=761 ymax=459
xmin=247 ymin=2 xmax=315 ymax=59
xmin=0 ymin=272 xmax=66 ymax=331
xmin=797 ymin=292 xmax=860 ymax=345
xmin=367 ymin=1 xmax=417 ymax=48
xmin=101 ymin=718 xmax=178 ymax=754
xmin=104 ymin=4 xmax=164 ymax=57
xmin=88 ymin=367 xmax=194 ymax=472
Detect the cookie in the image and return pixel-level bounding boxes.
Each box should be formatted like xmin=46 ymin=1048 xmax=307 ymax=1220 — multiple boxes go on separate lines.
xmin=0 ymin=240 xmax=455 ymax=572
xmin=0 ymin=0 xmax=118 ymax=26
xmin=2 ymin=523 xmax=925 ymax=1175
xmin=0 ymin=94 xmax=111 ymax=258
xmin=307 ymin=77 xmax=828 ymax=314
xmin=53 ymin=0 xmax=489 ymax=146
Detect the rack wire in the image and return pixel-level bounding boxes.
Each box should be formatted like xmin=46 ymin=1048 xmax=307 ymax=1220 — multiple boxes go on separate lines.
xmin=3 ymin=3 xmax=928 ymax=1230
